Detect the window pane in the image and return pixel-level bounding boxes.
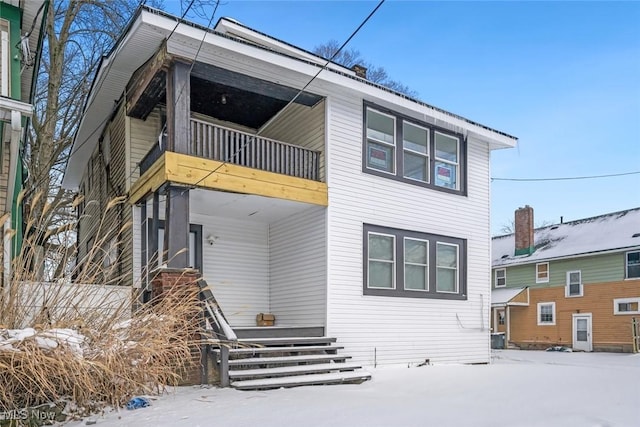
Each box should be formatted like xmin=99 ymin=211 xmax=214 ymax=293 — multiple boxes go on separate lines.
xmin=405 ymin=264 xmax=427 ymax=290
xmin=369 ymin=234 xmax=394 ymax=260
xmin=569 ymin=283 xmax=581 ymax=295
xmin=403 ymin=123 xmax=427 ymax=154
xmin=436 ymin=268 xmax=456 ymax=292
xmin=435 ymin=133 xmax=458 ymax=162
xmin=628 ymin=252 xmax=640 ymax=278
xmin=405 ymin=239 xmax=427 ymax=264
xmin=367 ymin=141 xmax=395 ymax=173
xmin=369 ymin=261 xmax=394 ymax=288
xmin=404 ymin=152 xmax=428 ymax=182
xmin=569 ymin=272 xmax=580 ymax=283
xmin=367 ymin=109 xmax=394 ymax=144
xmin=437 ymin=243 xmax=458 ymax=268
xmin=434 ymin=161 xmax=457 ymax=189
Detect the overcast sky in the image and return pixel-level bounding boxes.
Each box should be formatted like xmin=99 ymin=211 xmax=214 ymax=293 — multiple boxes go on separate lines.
xmin=166 ymin=0 xmax=640 ymax=234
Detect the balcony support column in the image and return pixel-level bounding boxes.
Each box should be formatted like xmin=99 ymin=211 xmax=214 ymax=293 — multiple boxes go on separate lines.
xmin=164 ymin=61 xmax=191 ymax=268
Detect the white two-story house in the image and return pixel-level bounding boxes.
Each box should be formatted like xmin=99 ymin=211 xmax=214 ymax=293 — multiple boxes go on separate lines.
xmin=62 ymin=6 xmax=517 ymax=386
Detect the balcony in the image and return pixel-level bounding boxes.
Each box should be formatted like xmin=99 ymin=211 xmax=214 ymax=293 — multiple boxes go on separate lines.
xmin=140 ymin=119 xmax=320 ymax=181
xmin=133 ymin=118 xmax=327 ymax=207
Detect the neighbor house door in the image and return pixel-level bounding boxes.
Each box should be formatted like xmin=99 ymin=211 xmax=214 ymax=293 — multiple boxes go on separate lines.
xmin=572 ymin=313 xmax=592 ymax=352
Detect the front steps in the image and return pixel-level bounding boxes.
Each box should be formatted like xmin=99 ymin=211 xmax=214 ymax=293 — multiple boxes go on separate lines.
xmin=222 ymin=330 xmax=371 ymax=390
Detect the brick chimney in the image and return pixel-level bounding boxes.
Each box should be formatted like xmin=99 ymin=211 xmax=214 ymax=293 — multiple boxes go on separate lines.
xmin=514 ymin=205 xmax=535 ymax=256
xmin=352 ymin=64 xmax=367 ymax=79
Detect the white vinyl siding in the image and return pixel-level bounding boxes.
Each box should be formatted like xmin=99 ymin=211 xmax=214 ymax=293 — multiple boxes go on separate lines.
xmin=260 ymin=100 xmax=326 ymax=182
xmin=269 ymin=206 xmax=326 ymax=326
xmin=194 ymin=213 xmax=270 ymax=327
xmin=325 ymin=93 xmax=492 ymax=366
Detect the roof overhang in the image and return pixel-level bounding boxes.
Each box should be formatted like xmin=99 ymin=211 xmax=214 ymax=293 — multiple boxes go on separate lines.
xmin=63 ymin=6 xmax=517 ymax=190
xmin=491 ymin=287 xmax=529 ymax=308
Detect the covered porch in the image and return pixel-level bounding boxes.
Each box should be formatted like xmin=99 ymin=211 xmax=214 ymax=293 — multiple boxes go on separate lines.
xmin=491 ymin=287 xmax=529 ymax=346
xmin=136 ymin=188 xmax=327 ymax=329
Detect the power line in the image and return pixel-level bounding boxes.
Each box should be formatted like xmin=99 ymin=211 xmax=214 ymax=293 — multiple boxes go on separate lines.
xmin=185 ymin=0 xmax=386 ymax=191
xmin=491 ymin=171 xmax=640 ymax=182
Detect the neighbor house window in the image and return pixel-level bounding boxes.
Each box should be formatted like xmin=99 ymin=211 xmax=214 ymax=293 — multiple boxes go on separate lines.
xmin=627 ymin=251 xmax=640 ymax=279
xmin=1 ymin=19 xmax=10 ymax=97
xmin=566 ymin=271 xmax=582 ymax=297
xmin=537 ymin=302 xmax=555 ymax=325
xmin=536 ymin=262 xmax=549 ymax=283
xmin=495 ymin=268 xmax=506 ymax=288
xmin=613 ymin=297 xmax=640 ymax=315
xmin=363 ymin=103 xmax=466 ymax=194
xmin=498 ymin=310 xmax=505 ymax=325
xmin=364 ymin=224 xmax=466 ymax=300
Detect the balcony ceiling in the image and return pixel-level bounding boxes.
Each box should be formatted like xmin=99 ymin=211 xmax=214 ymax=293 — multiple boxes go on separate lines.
xmin=130 ymin=60 xmax=323 ymax=130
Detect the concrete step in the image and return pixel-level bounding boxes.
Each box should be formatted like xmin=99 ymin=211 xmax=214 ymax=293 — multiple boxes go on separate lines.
xmin=231 ymin=370 xmax=372 ymax=390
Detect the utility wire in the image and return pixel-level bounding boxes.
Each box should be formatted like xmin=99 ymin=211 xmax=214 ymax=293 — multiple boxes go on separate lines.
xmin=491 ymin=171 xmax=640 ymax=182
xmin=184 ymin=0 xmax=387 ymax=191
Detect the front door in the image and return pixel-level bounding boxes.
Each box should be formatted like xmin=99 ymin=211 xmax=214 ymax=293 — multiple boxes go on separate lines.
xmin=572 ymin=314 xmax=592 ymax=352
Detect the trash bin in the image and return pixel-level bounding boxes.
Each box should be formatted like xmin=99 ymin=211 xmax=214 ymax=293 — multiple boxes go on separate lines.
xmin=491 ymin=332 xmax=505 ymax=349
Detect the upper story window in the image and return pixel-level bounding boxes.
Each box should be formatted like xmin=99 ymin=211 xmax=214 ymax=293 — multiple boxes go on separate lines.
xmin=495 ymin=268 xmax=506 ymax=288
xmin=626 ymin=251 xmax=640 ymax=279
xmin=566 ymin=270 xmax=583 ymax=297
xmin=364 ymin=223 xmax=467 ymax=300
xmin=536 ymin=262 xmax=549 ymax=283
xmin=363 ymin=103 xmax=466 ymax=195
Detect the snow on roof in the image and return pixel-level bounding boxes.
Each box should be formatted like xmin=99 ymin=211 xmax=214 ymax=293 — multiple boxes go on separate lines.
xmin=492 ymin=207 xmax=640 ymax=267
xmin=491 ymin=287 xmax=527 ymax=306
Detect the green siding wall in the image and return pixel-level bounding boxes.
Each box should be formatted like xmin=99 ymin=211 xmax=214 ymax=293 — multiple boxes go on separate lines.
xmin=493 ymin=252 xmax=627 ymax=289
xmin=0 ymin=2 xmax=22 ymax=100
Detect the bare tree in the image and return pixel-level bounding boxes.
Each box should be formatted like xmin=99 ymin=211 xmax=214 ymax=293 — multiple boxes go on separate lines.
xmin=498 ymin=219 xmax=554 ymax=235
xmin=22 ymin=0 xmax=165 ymax=278
xmin=313 ymin=40 xmax=417 ymax=97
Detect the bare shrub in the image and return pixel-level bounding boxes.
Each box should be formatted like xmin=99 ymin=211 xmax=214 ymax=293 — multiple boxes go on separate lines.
xmin=0 ymin=195 xmax=202 ymax=415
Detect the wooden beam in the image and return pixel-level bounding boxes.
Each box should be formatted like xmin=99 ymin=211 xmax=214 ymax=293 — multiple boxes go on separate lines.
xmin=129 ymin=154 xmax=167 ymax=204
xmin=166 ymin=61 xmax=191 ymax=154
xmin=126 ymin=41 xmax=171 ymax=119
xmin=164 ymin=152 xmax=328 ymax=206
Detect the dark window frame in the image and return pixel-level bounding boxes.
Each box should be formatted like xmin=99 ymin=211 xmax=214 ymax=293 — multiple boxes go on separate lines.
xmin=362 ymin=101 xmax=467 ymax=196
xmin=626 ymin=251 xmax=640 ymax=279
xmin=147 ymin=220 xmax=203 ymax=271
xmin=363 ymin=224 xmax=467 ymax=300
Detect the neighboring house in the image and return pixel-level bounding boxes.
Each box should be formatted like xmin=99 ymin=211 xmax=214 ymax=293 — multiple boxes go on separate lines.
xmin=62 ymin=5 xmax=517 ymax=372
xmin=0 ymin=0 xmax=46 ymax=283
xmin=491 ymin=206 xmax=640 ymax=352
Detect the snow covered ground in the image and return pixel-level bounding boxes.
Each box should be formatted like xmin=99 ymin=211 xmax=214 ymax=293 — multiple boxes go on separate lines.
xmin=67 ymin=350 xmax=639 ymax=427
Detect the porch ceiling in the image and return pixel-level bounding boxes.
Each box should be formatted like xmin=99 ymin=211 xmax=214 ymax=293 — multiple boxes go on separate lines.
xmin=190 ymin=189 xmax=318 ymax=223
xmin=128 ymin=56 xmax=324 ymax=129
